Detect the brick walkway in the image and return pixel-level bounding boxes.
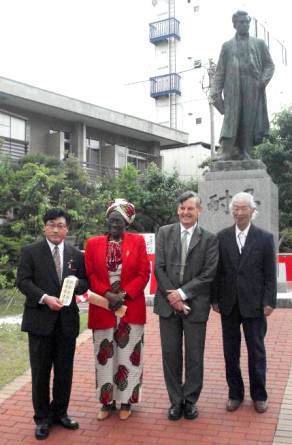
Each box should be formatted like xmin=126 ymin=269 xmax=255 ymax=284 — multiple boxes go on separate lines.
xmin=1 ymin=308 xmax=292 ymax=445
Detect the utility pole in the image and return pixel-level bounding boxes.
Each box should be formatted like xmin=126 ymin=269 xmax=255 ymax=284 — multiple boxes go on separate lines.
xmin=199 ymin=58 xmax=217 ymax=160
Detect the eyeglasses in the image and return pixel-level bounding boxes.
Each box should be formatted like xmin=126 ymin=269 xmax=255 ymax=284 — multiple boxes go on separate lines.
xmin=45 ymin=222 xmax=67 ymax=230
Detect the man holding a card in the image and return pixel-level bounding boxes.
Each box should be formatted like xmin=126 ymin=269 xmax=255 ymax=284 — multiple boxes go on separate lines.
xmin=16 ymin=208 xmax=88 ymax=440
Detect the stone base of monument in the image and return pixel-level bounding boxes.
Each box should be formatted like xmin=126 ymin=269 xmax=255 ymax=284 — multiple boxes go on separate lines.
xmin=198 ymin=160 xmax=286 ymax=293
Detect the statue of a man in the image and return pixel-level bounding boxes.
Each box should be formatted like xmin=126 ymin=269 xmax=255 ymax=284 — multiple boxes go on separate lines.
xmin=210 ymin=11 xmax=275 ymax=161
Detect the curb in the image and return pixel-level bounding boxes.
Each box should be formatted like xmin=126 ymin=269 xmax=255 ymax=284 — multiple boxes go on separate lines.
xmin=0 ymin=328 xmax=92 ymax=405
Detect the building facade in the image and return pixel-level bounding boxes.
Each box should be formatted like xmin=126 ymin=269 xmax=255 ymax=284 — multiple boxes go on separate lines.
xmin=0 ymin=76 xmax=188 ymax=179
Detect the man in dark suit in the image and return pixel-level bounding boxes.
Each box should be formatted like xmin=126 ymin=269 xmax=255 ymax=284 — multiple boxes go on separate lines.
xmin=16 ymin=208 xmax=88 ymax=440
xmin=154 ymin=191 xmax=218 ymax=420
xmin=212 ymin=192 xmax=276 ymax=414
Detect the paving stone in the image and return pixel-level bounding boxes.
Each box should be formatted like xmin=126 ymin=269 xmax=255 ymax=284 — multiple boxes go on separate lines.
xmin=1 ymin=309 xmax=292 ymax=445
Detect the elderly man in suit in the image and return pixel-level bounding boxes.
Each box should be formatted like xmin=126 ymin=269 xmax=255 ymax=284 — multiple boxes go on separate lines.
xmin=16 ymin=208 xmax=88 ymax=440
xmin=210 ymin=10 xmax=274 ymax=161
xmin=212 ymin=192 xmax=277 ymax=413
xmin=154 ymin=191 xmax=218 ymax=420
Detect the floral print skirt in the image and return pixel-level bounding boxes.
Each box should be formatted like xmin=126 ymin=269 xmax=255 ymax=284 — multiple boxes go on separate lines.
xmin=92 ymin=320 xmax=144 ymax=405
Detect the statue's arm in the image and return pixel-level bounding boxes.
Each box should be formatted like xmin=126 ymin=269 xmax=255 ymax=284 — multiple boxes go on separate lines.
xmin=211 ymin=45 xmax=226 ymax=95
xmin=210 ymin=45 xmax=226 ymax=114
xmin=261 ymin=41 xmax=275 ymax=87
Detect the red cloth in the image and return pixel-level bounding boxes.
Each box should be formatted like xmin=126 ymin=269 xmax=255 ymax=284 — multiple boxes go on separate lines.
xmin=75 ymin=292 xmax=89 ymax=304
xmin=85 ymin=233 xmax=150 ymax=329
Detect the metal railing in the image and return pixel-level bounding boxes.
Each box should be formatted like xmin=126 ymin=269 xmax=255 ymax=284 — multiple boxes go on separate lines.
xmin=79 ymin=161 xmax=120 ymax=181
xmin=80 ymin=151 xmax=160 ymax=181
xmin=0 ymin=138 xmax=28 ymax=160
xmin=149 ymin=17 xmax=180 ymax=44
xmin=150 ymin=73 xmax=181 ymax=98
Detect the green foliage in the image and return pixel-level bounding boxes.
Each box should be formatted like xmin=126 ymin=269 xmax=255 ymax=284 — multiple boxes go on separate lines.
xmin=136 ymin=163 xmax=197 ymax=232
xmin=254 ymin=106 xmax=292 ymax=251
xmin=0 ymin=154 xmax=198 ymax=286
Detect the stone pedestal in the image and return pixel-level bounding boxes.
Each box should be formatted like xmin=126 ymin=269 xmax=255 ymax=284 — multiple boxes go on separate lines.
xmin=198 ymin=160 xmax=279 ymax=246
xmin=199 ymin=161 xmax=288 ymax=292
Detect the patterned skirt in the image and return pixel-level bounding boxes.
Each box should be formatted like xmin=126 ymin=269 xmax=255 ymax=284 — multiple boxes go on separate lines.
xmin=92 ymin=320 xmax=144 ymax=405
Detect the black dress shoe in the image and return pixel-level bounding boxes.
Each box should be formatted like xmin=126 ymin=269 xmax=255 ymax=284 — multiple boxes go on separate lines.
xmin=184 ymin=402 xmax=198 ymax=420
xmin=35 ymin=423 xmax=50 ymax=440
xmin=254 ymin=400 xmax=268 ymax=413
xmin=168 ymin=404 xmax=183 ymax=421
xmin=226 ymin=399 xmax=242 ymax=412
xmin=55 ymin=415 xmax=79 ymax=429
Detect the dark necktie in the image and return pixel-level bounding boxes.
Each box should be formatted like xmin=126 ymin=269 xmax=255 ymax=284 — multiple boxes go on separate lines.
xmin=53 ymin=245 xmax=62 ymax=282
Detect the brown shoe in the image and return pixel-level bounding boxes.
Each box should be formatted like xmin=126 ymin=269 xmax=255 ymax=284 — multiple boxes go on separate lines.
xmin=226 ymin=399 xmax=242 ymax=412
xmin=254 ymin=400 xmax=268 ymax=413
xmin=119 ymin=409 xmax=132 ymax=420
xmin=97 ymin=409 xmax=110 ymax=420
xmin=119 ymin=403 xmax=131 ymax=420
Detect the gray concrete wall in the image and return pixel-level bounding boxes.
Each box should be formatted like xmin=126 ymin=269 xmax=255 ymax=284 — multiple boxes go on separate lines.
xmin=72 ymin=122 xmax=86 ymax=162
xmin=47 ymin=132 xmax=64 ymax=159
xmin=198 ymin=167 xmax=279 ymax=248
xmin=0 ymin=104 xmax=72 ymax=156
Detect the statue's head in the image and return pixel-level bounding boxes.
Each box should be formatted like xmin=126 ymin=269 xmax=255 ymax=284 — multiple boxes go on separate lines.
xmin=232 ymin=10 xmax=251 ymax=36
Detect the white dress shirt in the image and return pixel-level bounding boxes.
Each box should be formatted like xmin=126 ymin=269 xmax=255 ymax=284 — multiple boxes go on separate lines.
xmin=235 ymin=224 xmax=250 ymax=253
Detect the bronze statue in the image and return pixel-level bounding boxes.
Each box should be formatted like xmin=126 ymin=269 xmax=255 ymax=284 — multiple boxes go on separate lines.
xmin=210 ymin=11 xmax=275 ymax=161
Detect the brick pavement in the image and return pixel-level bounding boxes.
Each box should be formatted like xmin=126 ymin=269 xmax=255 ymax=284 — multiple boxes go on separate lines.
xmin=1 ymin=308 xmax=292 ymax=445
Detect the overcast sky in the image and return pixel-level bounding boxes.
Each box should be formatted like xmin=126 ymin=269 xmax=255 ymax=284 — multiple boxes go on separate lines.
xmin=0 ymin=0 xmax=291 ymax=118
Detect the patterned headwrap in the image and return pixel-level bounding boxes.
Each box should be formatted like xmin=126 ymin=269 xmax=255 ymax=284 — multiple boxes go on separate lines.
xmin=106 ymin=198 xmax=135 ymax=225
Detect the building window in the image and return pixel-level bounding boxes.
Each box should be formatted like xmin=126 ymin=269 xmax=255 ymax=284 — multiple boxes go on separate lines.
xmin=127 ymin=149 xmax=147 ymax=171
xmin=0 ymin=112 xmax=26 ymax=140
xmin=196 ymin=117 xmax=202 ymax=124
xmin=86 ymin=138 xmax=100 ymax=164
xmin=0 ymin=112 xmax=27 ymax=159
xmin=63 ymin=132 xmax=71 ymax=158
xmin=194 ymin=5 xmax=200 ymax=12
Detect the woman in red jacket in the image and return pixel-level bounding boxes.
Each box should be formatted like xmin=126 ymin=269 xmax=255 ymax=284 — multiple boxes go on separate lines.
xmin=85 ymin=199 xmax=150 ymax=421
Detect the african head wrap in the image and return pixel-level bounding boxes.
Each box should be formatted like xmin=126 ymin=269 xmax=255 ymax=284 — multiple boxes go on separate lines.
xmin=106 ymin=198 xmax=135 ymax=225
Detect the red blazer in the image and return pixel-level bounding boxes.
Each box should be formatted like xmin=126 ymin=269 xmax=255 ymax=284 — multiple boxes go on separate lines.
xmin=85 ymin=233 xmax=150 ymax=329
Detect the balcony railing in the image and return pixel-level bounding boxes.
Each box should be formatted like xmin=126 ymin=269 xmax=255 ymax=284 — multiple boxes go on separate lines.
xmin=80 ymin=161 xmax=120 ymax=181
xmin=0 ymin=138 xmax=28 ymax=160
xmin=80 ymin=151 xmax=160 ymax=181
xmin=150 ymin=73 xmax=181 ymax=98
xmin=149 ymin=18 xmax=180 ymax=44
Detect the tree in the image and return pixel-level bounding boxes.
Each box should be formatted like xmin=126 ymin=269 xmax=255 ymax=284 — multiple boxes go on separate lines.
xmin=0 ymin=155 xmax=199 ymax=287
xmin=0 ymin=154 xmax=98 ymax=285
xmin=254 ymin=106 xmax=292 ymax=251
xmin=135 ymin=163 xmax=197 ymax=232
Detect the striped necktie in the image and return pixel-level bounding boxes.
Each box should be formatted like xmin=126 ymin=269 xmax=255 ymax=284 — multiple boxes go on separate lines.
xmin=238 ymin=232 xmax=245 ymax=254
xmin=53 ymin=245 xmax=62 ymax=282
xmin=180 ymin=230 xmax=188 ymax=283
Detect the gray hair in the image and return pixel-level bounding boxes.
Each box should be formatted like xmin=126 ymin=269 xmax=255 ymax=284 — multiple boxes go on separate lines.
xmin=229 ymin=192 xmax=258 ymax=219
xmin=177 ymin=191 xmax=202 ymax=208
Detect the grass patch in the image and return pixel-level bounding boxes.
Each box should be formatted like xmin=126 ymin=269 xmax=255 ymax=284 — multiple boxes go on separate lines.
xmin=0 ymin=323 xmax=29 ymax=389
xmin=0 ymin=311 xmax=88 ymax=389
xmin=0 ymin=288 xmax=24 ymax=317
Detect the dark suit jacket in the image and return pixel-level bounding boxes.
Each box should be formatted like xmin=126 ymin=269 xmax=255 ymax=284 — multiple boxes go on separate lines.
xmin=212 ymin=224 xmax=277 ymax=318
xmin=16 ymin=239 xmax=88 ymax=337
xmin=154 ymin=223 xmax=219 ymax=322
